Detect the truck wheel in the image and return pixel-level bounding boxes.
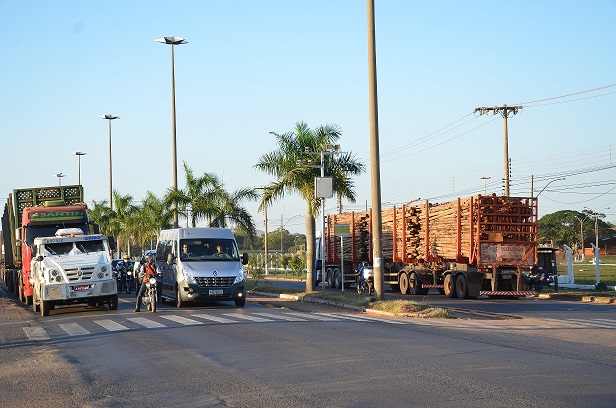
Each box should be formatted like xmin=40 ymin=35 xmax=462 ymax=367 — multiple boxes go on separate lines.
xmin=455 ymin=274 xmax=469 ymax=299
xmin=18 ymin=278 xmax=24 ymax=302
xmin=333 ymin=270 xmax=341 ymax=289
xmin=41 ymin=299 xmax=51 ymax=317
xmin=26 ymin=295 xmax=33 ymax=306
xmin=399 ymin=273 xmax=409 ymax=294
xmin=327 ymin=271 xmax=333 ymax=288
xmin=176 ymin=286 xmax=185 ymax=308
xmin=109 ymin=295 xmax=118 ymax=310
xmin=444 ymin=274 xmax=458 ymax=298
xmin=32 ymin=288 xmax=40 ymax=313
xmin=408 ymin=272 xmax=419 ymax=295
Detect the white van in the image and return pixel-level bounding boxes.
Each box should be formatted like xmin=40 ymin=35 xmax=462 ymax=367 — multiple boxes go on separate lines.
xmin=155 ymin=228 xmax=249 ymax=307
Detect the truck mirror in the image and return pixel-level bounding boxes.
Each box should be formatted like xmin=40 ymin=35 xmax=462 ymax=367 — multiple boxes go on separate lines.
xmin=107 ymin=236 xmax=116 ymax=251
xmin=36 ymin=255 xmax=44 ymax=262
xmin=242 ymin=253 xmax=249 ymax=265
xmin=167 ymin=252 xmax=175 ymax=265
xmin=91 ymin=223 xmax=100 ymax=234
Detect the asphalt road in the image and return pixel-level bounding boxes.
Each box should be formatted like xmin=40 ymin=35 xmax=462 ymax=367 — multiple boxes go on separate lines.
xmin=1 ymin=285 xmax=615 ymax=407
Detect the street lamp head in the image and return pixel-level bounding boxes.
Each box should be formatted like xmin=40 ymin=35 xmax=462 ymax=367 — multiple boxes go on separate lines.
xmin=99 ymin=114 xmax=119 ymax=120
xmin=74 ymin=151 xmax=87 ymax=156
xmin=155 ymin=36 xmax=188 ymax=45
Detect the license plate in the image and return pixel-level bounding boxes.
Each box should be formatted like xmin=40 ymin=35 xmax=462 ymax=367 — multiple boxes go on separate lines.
xmin=73 ymin=285 xmax=90 ymax=291
xmin=209 ymin=289 xmax=223 ymax=295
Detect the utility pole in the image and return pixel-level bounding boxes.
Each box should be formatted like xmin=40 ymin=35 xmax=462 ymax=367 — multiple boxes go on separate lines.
xmin=474 ymin=105 xmax=522 ymax=196
xmin=367 ymin=0 xmax=384 ymax=300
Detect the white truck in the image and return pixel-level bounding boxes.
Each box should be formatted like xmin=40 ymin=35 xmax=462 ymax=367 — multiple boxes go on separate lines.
xmin=29 ymin=228 xmax=118 ymax=316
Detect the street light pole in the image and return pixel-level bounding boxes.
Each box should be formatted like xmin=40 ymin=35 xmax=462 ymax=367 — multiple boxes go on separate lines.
xmin=155 ymin=36 xmax=187 ymax=228
xmin=56 ymin=172 xmax=66 ymax=186
xmin=99 ymin=114 xmax=119 ymax=210
xmin=73 ymin=152 xmax=86 ymax=187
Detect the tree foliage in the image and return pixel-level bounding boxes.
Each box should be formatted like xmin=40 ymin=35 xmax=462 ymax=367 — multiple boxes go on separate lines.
xmin=538 ymin=209 xmax=614 ymax=249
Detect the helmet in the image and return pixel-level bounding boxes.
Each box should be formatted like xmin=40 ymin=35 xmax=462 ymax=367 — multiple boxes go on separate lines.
xmin=123 ymin=256 xmax=129 ymax=261
xmin=362 ymin=261 xmax=368 ymax=267
xmin=537 ymin=267 xmax=543 ymax=271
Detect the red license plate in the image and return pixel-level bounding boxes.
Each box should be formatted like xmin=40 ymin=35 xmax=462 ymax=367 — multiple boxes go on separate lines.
xmin=73 ymin=285 xmax=90 ymax=291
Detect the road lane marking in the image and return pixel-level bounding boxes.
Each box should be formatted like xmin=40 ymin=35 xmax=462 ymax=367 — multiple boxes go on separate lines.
xmin=283 ymin=312 xmax=338 ymax=321
xmin=565 ymin=319 xmax=616 ymax=329
xmin=223 ymin=313 xmax=273 ymax=322
xmin=59 ymin=323 xmax=90 ymax=336
xmin=94 ymin=319 xmax=129 ymax=331
xmin=192 ymin=314 xmax=236 ymax=323
xmin=23 ymin=326 xmax=50 ymax=341
xmin=252 ymin=312 xmax=309 ymax=322
xmin=127 ymin=317 xmax=167 ymax=328
xmin=160 ymin=315 xmax=203 ymax=325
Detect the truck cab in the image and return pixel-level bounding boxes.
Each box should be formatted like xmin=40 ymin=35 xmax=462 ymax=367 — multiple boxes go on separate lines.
xmin=30 ymin=228 xmax=117 ymax=316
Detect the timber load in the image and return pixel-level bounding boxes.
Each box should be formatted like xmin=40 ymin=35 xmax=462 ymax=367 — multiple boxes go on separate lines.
xmin=325 ymin=195 xmax=537 ymax=267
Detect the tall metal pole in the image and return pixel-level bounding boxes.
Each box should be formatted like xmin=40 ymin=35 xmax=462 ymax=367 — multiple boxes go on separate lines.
xmin=171 ymin=43 xmax=179 ymax=228
xmin=99 ymin=115 xmax=119 ymax=210
xmin=320 ymin=151 xmax=326 ymax=293
xmin=108 ymin=119 xmax=113 ymax=209
xmin=74 ymin=152 xmax=86 ymax=187
xmin=156 ymin=36 xmax=187 ymax=228
xmin=367 ymin=0 xmax=384 ymax=300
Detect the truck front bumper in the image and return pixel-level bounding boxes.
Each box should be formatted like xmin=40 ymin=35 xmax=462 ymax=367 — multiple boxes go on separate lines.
xmin=42 ymin=280 xmax=118 ymax=301
xmin=178 ymin=279 xmax=246 ymax=303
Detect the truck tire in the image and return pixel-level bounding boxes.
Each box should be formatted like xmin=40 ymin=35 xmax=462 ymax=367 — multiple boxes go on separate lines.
xmin=443 ymin=274 xmax=458 ymax=298
xmin=41 ymin=299 xmax=51 ymax=317
xmin=399 ymin=273 xmax=409 ymax=294
xmin=26 ymin=294 xmax=33 ymax=306
xmin=32 ymin=288 xmax=40 ymax=313
xmin=18 ymin=277 xmax=24 ymax=303
xmin=455 ymin=274 xmax=469 ymax=299
xmin=109 ymin=295 xmax=118 ymax=310
xmin=333 ymin=270 xmax=341 ymax=289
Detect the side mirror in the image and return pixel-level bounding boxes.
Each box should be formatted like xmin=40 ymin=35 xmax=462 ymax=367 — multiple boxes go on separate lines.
xmin=167 ymin=252 xmax=175 ymax=265
xmin=36 ymin=255 xmax=44 ymax=262
xmin=107 ymin=236 xmax=116 ymax=251
xmin=91 ymin=223 xmax=100 ymax=234
xmin=241 ymin=253 xmax=249 ymax=265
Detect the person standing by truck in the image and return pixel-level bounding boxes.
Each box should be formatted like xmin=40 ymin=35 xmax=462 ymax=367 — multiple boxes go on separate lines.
xmin=134 ymin=255 xmax=159 ymax=312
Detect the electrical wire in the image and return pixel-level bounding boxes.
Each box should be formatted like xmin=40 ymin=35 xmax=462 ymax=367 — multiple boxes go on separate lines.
xmin=514 ymin=83 xmax=616 ymax=106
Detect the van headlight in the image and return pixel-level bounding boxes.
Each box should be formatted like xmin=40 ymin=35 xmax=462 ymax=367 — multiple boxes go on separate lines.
xmin=182 ymin=267 xmax=196 ymax=284
xmin=233 ymin=271 xmax=245 ymax=285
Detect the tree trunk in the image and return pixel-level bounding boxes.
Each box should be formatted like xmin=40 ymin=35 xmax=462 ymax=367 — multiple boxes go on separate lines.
xmin=305 ymin=213 xmax=316 ymax=292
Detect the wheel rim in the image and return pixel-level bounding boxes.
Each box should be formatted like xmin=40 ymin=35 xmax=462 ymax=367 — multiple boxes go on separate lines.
xmin=399 ymin=273 xmax=409 ymax=294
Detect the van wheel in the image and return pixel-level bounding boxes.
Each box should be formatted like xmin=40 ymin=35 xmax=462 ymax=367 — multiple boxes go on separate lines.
xmin=176 ymin=286 xmax=185 ymax=308
xmin=235 ymin=297 xmax=246 ymax=307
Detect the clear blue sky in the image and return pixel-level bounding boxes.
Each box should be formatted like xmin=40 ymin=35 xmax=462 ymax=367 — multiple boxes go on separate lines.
xmin=1 ymin=1 xmax=615 ymax=235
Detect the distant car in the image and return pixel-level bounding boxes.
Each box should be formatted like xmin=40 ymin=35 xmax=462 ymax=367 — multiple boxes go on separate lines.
xmin=111 ymin=259 xmax=123 ymax=274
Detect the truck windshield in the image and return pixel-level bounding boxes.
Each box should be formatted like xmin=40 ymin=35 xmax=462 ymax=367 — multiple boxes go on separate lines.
xmin=179 ymin=238 xmax=240 ymax=261
xmin=25 ymin=223 xmax=90 ymax=246
xmin=45 ymin=242 xmax=74 ymax=256
xmin=75 ymin=240 xmax=105 ymax=253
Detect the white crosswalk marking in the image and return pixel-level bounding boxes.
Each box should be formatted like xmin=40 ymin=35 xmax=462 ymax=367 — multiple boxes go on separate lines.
xmin=223 ymin=313 xmax=273 ymax=322
xmin=565 ymin=318 xmax=615 ymax=328
xmin=59 ymin=322 xmax=90 ymax=336
xmin=592 ymin=319 xmax=616 ymax=327
xmin=160 ymin=315 xmax=203 ymax=325
xmin=94 ymin=319 xmax=129 ymax=331
xmin=127 ymin=317 xmax=167 ymax=328
xmin=283 ymin=311 xmax=339 ymax=321
xmin=24 ymin=326 xmax=50 ymax=341
xmin=252 ymin=312 xmax=309 ymax=322
xmin=192 ymin=314 xmax=236 ymax=323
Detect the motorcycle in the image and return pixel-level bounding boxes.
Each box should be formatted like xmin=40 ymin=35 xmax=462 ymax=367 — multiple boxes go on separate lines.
xmin=114 ymin=266 xmax=127 ymax=293
xmin=139 ymin=274 xmax=159 ymax=312
xmin=124 ymin=269 xmax=133 ymax=294
xmin=356 ymin=265 xmax=374 ymax=295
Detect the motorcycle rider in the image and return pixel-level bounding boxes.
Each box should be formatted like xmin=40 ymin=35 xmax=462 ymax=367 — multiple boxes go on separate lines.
xmin=119 ymin=255 xmax=131 ymax=290
xmin=356 ymin=261 xmax=368 ymax=288
xmin=134 ymin=255 xmax=159 ymax=312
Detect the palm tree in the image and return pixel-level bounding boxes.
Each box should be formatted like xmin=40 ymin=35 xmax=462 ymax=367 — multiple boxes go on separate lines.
xmin=255 ymin=121 xmax=365 ymax=292
xmin=110 ymin=191 xmax=137 ymax=258
xmin=133 ymin=191 xmax=173 ymax=250
xmin=164 ymin=162 xmax=258 ymax=241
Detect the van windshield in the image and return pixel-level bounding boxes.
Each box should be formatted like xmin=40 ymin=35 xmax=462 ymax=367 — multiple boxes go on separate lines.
xmin=179 ymin=238 xmax=240 ymax=262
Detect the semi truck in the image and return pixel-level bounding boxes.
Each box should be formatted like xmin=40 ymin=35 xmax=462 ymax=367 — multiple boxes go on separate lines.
xmin=317 ymin=195 xmax=538 ymax=298
xmin=30 ymin=228 xmax=117 ymax=316
xmin=1 ymin=185 xmax=100 ymax=305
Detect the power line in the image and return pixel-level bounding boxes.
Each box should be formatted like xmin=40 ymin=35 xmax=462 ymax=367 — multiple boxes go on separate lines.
xmin=514 ymin=83 xmax=616 ymax=105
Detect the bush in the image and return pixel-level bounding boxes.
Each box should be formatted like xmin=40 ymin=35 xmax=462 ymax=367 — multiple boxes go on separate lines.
xmin=595 ymin=281 xmax=608 ymax=291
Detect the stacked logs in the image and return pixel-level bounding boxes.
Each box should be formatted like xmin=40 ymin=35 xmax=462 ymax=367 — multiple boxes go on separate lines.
xmin=326 ymin=195 xmax=536 ymax=264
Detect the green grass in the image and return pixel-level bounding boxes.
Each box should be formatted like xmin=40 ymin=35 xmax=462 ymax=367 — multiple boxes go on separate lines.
xmin=559 ymin=255 xmax=616 ymax=286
